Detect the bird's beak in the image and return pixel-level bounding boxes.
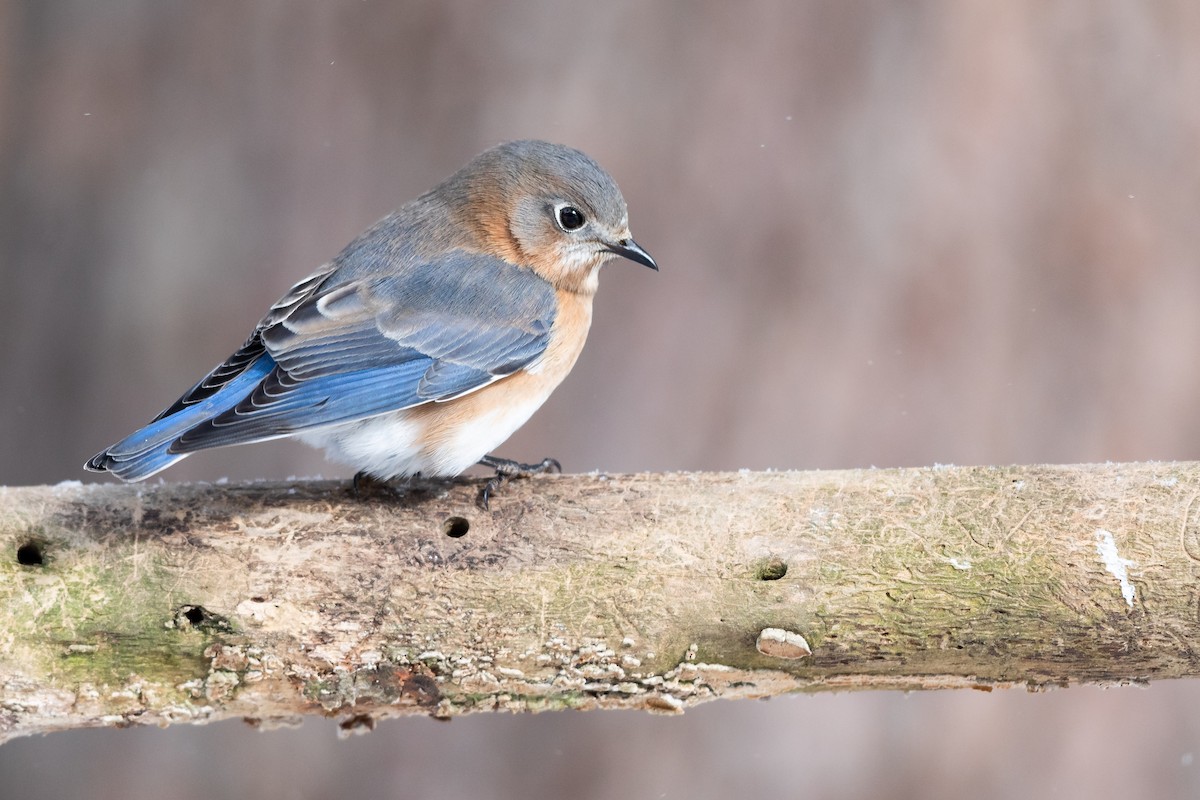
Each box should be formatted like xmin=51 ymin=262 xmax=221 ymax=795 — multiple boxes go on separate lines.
xmin=604 ymin=238 xmax=658 ymax=271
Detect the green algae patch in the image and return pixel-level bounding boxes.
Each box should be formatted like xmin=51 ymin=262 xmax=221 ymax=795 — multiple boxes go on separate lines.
xmin=52 ymin=631 xmax=214 ymax=688
xmin=0 ymin=528 xmax=236 ymax=692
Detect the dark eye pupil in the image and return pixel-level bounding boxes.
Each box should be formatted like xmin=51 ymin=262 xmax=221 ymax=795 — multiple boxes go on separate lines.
xmin=558 ymin=206 xmax=584 ymax=230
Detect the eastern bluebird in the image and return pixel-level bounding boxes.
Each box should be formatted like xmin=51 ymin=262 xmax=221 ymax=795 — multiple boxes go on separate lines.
xmin=86 ymin=140 xmax=656 ymax=506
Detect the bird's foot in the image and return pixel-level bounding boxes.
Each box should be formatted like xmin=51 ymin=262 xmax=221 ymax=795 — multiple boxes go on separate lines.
xmin=476 ymin=455 xmax=562 ymax=510
xmin=352 ymin=471 xmax=404 ymax=499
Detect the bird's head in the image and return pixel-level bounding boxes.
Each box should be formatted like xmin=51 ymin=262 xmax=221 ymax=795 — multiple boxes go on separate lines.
xmin=441 ymin=140 xmax=657 ymax=294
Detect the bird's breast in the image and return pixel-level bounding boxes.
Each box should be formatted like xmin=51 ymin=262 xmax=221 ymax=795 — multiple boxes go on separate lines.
xmin=410 ymin=289 xmax=593 ymax=474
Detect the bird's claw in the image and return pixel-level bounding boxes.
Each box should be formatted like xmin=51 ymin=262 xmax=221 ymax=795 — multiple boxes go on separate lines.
xmin=351 ymin=471 xmax=405 ymax=500
xmin=352 ymin=470 xmax=374 ymax=498
xmin=476 ymin=455 xmax=562 ymax=510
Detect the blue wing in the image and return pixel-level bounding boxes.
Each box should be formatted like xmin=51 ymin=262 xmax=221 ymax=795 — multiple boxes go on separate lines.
xmin=87 ymin=249 xmax=557 ymax=480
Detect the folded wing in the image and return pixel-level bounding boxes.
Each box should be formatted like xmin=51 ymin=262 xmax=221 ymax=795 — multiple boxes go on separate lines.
xmin=87 ymin=251 xmax=556 ymax=480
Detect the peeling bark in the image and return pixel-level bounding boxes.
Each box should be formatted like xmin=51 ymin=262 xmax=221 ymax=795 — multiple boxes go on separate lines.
xmin=2 ymin=463 xmax=1199 ymax=742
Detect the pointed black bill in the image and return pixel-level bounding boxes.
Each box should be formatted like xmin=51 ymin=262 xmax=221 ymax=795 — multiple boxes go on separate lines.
xmin=604 ymin=238 xmax=658 ymax=271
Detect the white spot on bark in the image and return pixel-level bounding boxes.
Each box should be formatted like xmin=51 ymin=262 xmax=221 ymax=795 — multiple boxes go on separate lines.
xmin=755 ymin=628 xmax=812 ymax=659
xmin=1095 ymin=529 xmax=1136 ymax=608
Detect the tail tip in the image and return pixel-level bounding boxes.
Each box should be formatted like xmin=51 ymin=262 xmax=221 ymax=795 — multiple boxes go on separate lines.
xmin=83 ymin=446 xmax=184 ymax=482
xmin=84 ymin=452 xmax=111 ymax=473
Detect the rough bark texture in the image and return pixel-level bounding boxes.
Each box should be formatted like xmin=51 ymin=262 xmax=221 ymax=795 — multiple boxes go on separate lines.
xmin=1 ymin=463 xmax=1198 ymax=742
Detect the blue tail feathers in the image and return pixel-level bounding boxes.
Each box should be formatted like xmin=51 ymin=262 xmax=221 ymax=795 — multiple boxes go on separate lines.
xmin=84 ymin=353 xmax=440 ymax=481
xmin=85 ymin=356 xmax=277 ymax=481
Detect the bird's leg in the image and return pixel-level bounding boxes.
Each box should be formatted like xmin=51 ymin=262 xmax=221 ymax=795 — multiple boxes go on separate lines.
xmin=476 ymin=455 xmax=562 ymax=510
xmin=352 ymin=470 xmax=388 ymax=498
xmin=479 ymin=454 xmax=563 ymax=477
xmin=352 ymin=471 xmax=415 ymax=499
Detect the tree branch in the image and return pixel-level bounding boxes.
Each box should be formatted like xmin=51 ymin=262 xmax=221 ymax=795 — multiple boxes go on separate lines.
xmin=2 ymin=464 xmax=1198 ymax=741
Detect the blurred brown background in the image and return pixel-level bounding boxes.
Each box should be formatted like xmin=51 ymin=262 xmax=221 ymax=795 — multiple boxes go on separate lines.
xmin=3 ymin=1 xmax=1200 ymax=797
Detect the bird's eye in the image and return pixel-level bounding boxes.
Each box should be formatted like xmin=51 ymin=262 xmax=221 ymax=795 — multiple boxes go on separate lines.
xmin=556 ymin=205 xmax=585 ymax=231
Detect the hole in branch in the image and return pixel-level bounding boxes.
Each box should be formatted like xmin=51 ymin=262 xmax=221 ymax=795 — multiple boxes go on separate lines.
xmin=172 ymin=604 xmax=232 ymax=633
xmin=16 ymin=541 xmax=44 ymax=566
xmin=756 ymin=558 xmax=788 ymax=581
xmin=442 ymin=516 xmax=470 ymax=538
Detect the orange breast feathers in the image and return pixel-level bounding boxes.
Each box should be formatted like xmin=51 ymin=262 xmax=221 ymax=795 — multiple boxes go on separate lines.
xmin=408 ymin=288 xmax=594 ymax=473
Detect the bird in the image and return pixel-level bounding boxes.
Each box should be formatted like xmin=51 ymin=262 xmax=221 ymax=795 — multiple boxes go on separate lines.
xmin=85 ymin=139 xmax=657 ymax=507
